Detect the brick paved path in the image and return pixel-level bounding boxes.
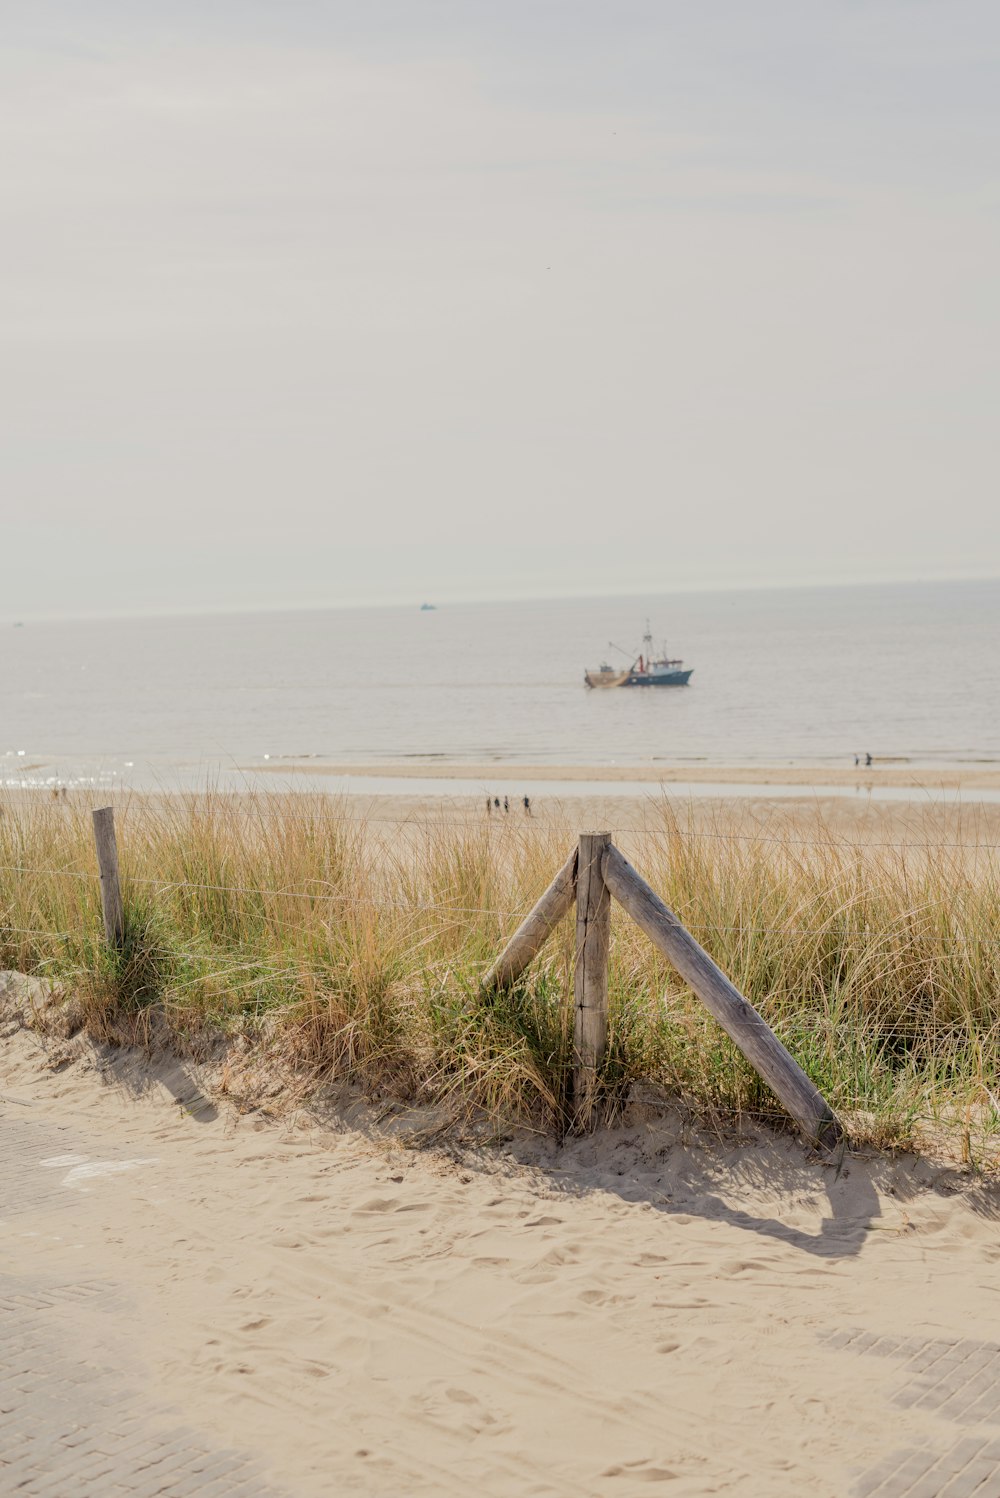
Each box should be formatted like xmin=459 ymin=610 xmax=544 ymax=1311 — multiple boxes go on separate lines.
xmin=0 ymin=1115 xmax=286 ymax=1498
xmin=825 ymin=1330 xmax=1000 ymax=1497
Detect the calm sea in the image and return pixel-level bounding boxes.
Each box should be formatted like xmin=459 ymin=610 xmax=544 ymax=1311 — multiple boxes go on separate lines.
xmin=3 ymin=579 xmax=999 ymax=794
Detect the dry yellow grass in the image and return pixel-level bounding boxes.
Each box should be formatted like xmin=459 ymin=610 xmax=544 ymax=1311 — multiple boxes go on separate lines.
xmin=2 ymin=789 xmax=999 ymax=1164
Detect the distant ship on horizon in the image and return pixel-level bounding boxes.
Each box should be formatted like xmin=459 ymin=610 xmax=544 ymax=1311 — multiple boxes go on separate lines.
xmin=585 ymin=621 xmax=693 ymax=688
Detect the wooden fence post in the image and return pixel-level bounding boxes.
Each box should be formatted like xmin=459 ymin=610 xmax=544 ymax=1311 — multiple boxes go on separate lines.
xmin=573 ymin=831 xmax=611 ymax=1129
xmin=92 ymin=806 xmax=125 ymax=948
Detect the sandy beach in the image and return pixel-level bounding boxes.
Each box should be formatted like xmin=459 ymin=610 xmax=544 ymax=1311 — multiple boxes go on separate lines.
xmin=15 ymin=777 xmax=1000 ymax=848
xmin=239 ymin=765 xmax=1000 ymax=854
xmin=4 ymin=996 xmax=1000 ymax=1497
xmin=249 ymin=760 xmax=1000 ymax=791
xmin=4 ymin=782 xmax=1000 ymax=1495
xmin=238 ymin=783 xmax=1000 ymax=854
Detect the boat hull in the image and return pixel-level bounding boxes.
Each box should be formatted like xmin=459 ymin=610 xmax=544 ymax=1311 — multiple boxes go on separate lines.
xmin=622 ymin=669 xmax=693 ymax=687
xmin=585 ymin=668 xmax=693 ymax=688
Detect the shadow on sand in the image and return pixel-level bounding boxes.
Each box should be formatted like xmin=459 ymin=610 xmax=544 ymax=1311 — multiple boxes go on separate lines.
xmin=500 ymin=1105 xmax=1000 ymax=1262
xmin=95 ymin=1041 xmax=220 ymax=1124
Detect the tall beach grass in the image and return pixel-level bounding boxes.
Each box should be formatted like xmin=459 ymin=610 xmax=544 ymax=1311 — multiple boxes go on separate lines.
xmin=2 ymin=790 xmax=1000 ymax=1163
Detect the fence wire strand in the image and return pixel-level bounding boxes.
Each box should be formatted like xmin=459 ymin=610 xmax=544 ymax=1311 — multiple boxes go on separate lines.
xmin=3 ymin=858 xmax=1000 ymax=940
xmin=4 ymin=814 xmax=1000 ymax=1032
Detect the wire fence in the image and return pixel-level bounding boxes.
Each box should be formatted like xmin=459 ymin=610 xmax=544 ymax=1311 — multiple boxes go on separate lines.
xmin=4 ymin=815 xmax=1000 ymax=1048
xmin=4 ymin=922 xmax=1000 ymax=1046
xmin=5 ymin=805 xmax=1000 ymax=1170
xmin=3 ymin=853 xmax=1000 ymax=940
xmin=198 ymin=811 xmax=1000 ymax=857
xmin=7 ymin=796 xmax=1000 ymax=852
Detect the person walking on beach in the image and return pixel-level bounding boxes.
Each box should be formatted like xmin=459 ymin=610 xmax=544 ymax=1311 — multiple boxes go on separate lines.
xmin=504 ymin=796 xmax=509 ymax=813
xmin=523 ymin=795 xmax=531 ymax=815
xmin=865 ymin=752 xmax=873 ymax=767
xmin=494 ymin=796 xmax=500 ymax=810
xmin=486 ymin=797 xmax=491 ymax=814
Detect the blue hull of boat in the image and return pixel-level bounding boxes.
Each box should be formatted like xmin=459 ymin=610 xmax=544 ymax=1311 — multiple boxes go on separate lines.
xmin=622 ymin=670 xmax=693 ymax=687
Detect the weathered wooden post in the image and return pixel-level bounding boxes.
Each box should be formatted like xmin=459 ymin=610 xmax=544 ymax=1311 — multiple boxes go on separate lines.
xmin=479 ymin=833 xmax=840 ymax=1147
xmin=573 ymin=831 xmax=611 ymax=1129
xmin=602 ymin=845 xmax=841 ymax=1148
xmin=481 ymin=848 xmax=578 ymax=994
xmin=92 ymin=806 xmax=125 ymax=948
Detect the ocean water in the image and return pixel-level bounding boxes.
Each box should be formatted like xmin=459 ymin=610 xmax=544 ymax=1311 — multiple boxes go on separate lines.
xmin=3 ymin=579 xmax=999 ymax=793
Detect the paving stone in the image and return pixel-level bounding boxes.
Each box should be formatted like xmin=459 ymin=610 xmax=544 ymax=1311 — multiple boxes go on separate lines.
xmin=833 ymin=1332 xmax=1000 ymax=1497
xmin=868 ymin=1337 xmax=905 ymax=1359
xmin=1 ymin=1114 xmax=286 ymax=1498
xmin=939 ymin=1454 xmax=1000 ymax=1497
xmin=907 ymin=1462 xmax=963 ymax=1498
xmin=884 ymin=1446 xmax=947 ymax=1490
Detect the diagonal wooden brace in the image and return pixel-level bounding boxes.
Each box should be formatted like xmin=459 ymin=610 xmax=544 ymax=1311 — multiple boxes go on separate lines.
xmin=481 ymin=848 xmax=578 ymax=995
xmin=602 ymin=844 xmax=841 ymax=1148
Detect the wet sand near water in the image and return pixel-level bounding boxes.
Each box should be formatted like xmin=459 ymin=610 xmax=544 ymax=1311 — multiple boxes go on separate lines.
xmin=248 ymin=760 xmax=1000 ymax=791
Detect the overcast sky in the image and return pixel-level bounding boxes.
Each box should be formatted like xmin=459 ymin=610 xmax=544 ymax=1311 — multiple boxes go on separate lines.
xmin=4 ymin=1 xmax=999 ymax=619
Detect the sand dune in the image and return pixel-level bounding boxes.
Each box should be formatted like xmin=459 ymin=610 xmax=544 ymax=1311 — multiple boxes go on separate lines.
xmin=4 ymin=1001 xmax=1000 ymax=1496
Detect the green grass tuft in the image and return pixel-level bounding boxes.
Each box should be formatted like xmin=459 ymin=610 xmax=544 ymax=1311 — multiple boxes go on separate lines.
xmin=2 ymin=789 xmax=1000 ymax=1164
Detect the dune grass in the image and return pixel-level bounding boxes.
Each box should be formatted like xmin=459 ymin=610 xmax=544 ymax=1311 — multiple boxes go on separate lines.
xmin=2 ymin=790 xmax=1000 ymax=1164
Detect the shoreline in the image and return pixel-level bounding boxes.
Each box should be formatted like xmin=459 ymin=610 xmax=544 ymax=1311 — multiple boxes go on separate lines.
xmin=9 ymin=759 xmax=1000 ymax=832
xmin=246 ymin=760 xmax=1000 ymax=791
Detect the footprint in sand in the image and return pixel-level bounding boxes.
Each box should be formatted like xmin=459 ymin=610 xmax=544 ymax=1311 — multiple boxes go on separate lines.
xmin=355 ymin=1196 xmax=431 ymax=1214
xmin=539 ymin=1245 xmax=581 ymax=1267
xmin=601 ymin=1459 xmax=677 ymax=1482
xmin=411 ymin=1383 xmax=500 ymax=1435
xmin=579 ymin=1288 xmax=631 ymax=1307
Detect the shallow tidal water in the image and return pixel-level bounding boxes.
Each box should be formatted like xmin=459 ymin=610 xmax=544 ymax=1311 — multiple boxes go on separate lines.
xmin=3 ymin=578 xmax=999 ymax=794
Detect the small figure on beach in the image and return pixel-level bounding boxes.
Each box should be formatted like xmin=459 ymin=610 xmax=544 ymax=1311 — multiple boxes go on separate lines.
xmin=865 ymin=752 xmax=873 ymax=767
xmin=494 ymin=796 xmax=500 ymax=810
xmin=854 ymin=755 xmax=860 ymax=767
xmin=503 ymin=796 xmax=509 ymax=813
xmin=523 ymin=795 xmax=531 ymax=814
xmin=486 ymin=797 xmax=491 ymax=814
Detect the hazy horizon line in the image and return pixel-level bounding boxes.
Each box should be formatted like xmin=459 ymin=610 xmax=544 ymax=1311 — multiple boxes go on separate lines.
xmin=7 ymin=567 xmax=999 ymax=629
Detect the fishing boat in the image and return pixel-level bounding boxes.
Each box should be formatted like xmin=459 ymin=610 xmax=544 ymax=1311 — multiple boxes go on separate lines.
xmin=584 ymin=623 xmax=693 ymax=688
